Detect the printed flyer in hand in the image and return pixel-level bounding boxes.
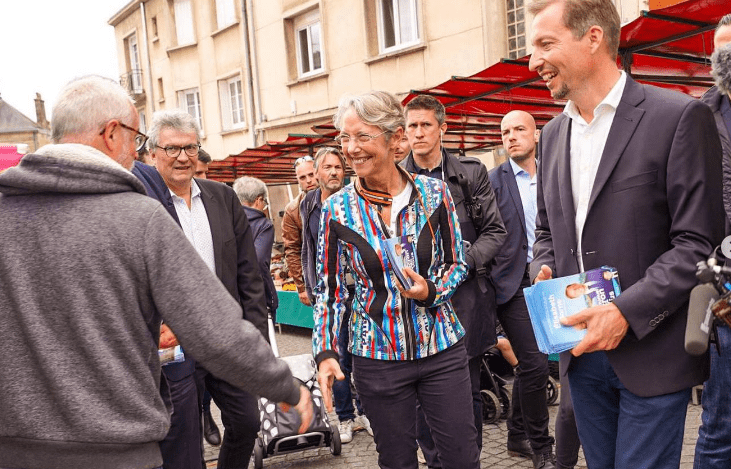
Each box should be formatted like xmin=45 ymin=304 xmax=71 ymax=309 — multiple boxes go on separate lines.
xmin=383 ymin=235 xmax=417 ymax=290
xmin=524 ymin=266 xmax=622 ymax=354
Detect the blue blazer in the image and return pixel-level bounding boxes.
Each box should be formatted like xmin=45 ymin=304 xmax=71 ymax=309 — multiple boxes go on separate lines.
xmin=488 ymin=160 xmax=530 ymax=305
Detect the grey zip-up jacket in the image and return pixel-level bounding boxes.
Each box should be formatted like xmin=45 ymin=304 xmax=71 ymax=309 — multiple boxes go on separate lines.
xmin=0 ymin=144 xmax=300 ymax=469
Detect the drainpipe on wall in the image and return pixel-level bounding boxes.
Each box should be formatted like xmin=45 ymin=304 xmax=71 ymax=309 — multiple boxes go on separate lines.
xmin=244 ymin=0 xmax=264 ymax=146
xmin=241 ymin=0 xmax=258 ymax=147
xmin=140 ymin=1 xmax=156 ymax=112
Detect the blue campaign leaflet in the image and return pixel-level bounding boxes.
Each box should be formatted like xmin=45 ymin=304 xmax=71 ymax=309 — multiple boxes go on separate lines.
xmin=383 ymin=235 xmax=417 ymax=290
xmin=523 ymin=266 xmax=622 ymax=354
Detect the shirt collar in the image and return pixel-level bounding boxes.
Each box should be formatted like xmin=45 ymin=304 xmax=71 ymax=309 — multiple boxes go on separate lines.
xmin=563 ymin=71 xmax=627 ymax=123
xmin=508 ymin=157 xmax=527 ymax=177
xmin=169 ymin=179 xmax=201 ymax=201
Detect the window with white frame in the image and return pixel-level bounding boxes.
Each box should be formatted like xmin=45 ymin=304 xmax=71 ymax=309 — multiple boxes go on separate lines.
xmin=506 ymin=0 xmax=526 ymax=59
xmin=177 ymin=88 xmax=202 ymax=130
xmin=139 ymin=111 xmax=147 ymax=134
xmin=218 ymin=76 xmax=245 ymax=130
xmin=377 ymin=0 xmax=419 ymax=52
xmin=215 ymin=0 xmax=236 ymax=29
xmin=294 ymin=9 xmax=323 ymax=77
xmin=173 ymin=0 xmax=195 ymax=45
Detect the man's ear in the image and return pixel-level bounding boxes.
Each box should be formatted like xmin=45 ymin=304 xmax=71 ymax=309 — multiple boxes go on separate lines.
xmin=586 ymin=25 xmax=605 ymax=54
xmin=100 ymin=120 xmax=128 ymax=158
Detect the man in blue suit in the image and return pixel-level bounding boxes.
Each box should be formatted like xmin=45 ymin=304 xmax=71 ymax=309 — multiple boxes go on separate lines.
xmin=489 ymin=110 xmax=555 ymax=469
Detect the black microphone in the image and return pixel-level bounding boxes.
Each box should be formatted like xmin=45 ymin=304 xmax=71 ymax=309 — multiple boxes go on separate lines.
xmin=685 ymin=283 xmax=719 ymax=356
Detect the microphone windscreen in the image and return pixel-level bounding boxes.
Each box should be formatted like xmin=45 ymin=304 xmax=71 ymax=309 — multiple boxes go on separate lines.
xmin=685 ymin=283 xmax=719 ymax=356
xmin=721 ymin=235 xmax=731 ymax=260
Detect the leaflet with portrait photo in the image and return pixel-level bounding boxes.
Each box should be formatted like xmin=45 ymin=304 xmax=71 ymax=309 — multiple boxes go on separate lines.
xmin=383 ymin=235 xmax=418 ymax=290
xmin=523 ymin=266 xmax=622 ymax=354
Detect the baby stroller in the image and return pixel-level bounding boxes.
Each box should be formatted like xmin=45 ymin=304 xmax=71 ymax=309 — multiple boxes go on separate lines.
xmin=252 ymin=318 xmax=341 ymax=468
xmin=479 ymin=347 xmax=561 ymax=425
xmin=479 ymin=347 xmax=513 ymax=424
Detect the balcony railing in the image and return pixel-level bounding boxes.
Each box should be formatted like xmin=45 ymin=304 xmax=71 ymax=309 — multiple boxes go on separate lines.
xmin=120 ymin=69 xmax=145 ymax=96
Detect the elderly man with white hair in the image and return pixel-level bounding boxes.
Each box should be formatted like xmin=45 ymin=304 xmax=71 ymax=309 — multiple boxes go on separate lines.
xmin=233 ymin=176 xmax=279 ymax=323
xmin=0 ymin=75 xmax=312 ymax=469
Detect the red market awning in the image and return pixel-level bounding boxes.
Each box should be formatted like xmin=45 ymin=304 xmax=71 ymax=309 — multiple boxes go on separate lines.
xmin=208 ymin=0 xmax=729 ymax=184
xmin=207 ymin=134 xmax=354 ymax=185
xmin=402 ymin=0 xmax=726 ymax=149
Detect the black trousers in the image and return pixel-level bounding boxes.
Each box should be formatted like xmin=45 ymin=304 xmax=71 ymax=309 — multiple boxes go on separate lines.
xmin=499 ymin=266 xmax=554 ymax=454
xmin=195 ymin=368 xmax=259 ymax=469
xmin=415 ymin=354 xmax=482 ymax=468
xmin=159 ymin=373 xmax=202 ymax=469
xmin=555 ymin=359 xmax=580 ymax=469
xmin=353 ymin=341 xmax=480 ymax=469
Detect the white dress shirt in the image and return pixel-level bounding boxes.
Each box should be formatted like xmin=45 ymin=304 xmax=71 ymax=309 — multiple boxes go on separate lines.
xmin=170 ymin=179 xmax=216 ymax=274
xmin=565 ymin=71 xmax=627 ymax=272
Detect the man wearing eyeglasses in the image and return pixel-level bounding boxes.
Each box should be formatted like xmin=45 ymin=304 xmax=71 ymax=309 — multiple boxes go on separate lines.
xmin=146 ymin=109 xmax=271 ymax=469
xmin=282 ymin=155 xmax=317 ymax=305
xmin=0 ymin=76 xmax=311 ymax=469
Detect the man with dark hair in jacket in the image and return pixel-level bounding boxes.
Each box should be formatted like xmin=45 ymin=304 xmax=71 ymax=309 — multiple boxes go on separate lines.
xmin=695 ymin=14 xmax=731 ymax=468
xmin=401 ymin=94 xmax=507 ymax=466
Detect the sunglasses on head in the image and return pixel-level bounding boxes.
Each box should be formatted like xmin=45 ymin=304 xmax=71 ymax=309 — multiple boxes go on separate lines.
xmin=293 ymin=155 xmax=314 ymax=169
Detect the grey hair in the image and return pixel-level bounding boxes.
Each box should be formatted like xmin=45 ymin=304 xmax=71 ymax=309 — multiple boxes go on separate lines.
xmin=333 ymin=91 xmax=405 ymax=135
xmin=716 ymin=13 xmax=731 ymax=34
xmin=233 ymin=176 xmax=268 ymax=205
xmin=51 ymin=75 xmax=135 ymax=143
xmin=147 ymin=109 xmax=201 ymax=151
xmin=712 ymin=42 xmax=731 ymax=95
xmin=314 ymin=146 xmax=346 ymax=170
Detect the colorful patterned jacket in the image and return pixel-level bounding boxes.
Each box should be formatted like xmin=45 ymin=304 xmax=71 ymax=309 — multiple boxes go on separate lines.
xmin=312 ymin=172 xmax=468 ymax=364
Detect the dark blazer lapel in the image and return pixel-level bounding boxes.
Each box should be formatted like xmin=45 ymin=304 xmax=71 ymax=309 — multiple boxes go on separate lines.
xmin=556 ymin=116 xmax=577 ymax=251
xmin=588 ymin=77 xmax=646 ymax=212
xmin=198 ymin=181 xmax=225 ymax=280
xmin=162 ymin=190 xmax=181 ymax=226
xmin=503 ymin=163 xmax=527 ymax=239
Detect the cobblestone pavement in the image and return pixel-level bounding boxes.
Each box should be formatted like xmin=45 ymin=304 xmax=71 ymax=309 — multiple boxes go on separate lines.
xmin=204 ymin=325 xmax=703 ymax=469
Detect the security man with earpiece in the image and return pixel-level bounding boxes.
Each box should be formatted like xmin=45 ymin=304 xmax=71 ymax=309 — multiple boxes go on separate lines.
xmin=401 ymin=95 xmax=507 ymax=468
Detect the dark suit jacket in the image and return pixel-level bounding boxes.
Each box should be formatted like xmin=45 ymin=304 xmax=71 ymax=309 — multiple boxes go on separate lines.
xmin=402 ymin=149 xmax=506 ymax=357
xmin=132 ymin=163 xmax=268 ymax=380
xmin=160 ymin=178 xmax=269 ymax=340
xmin=529 ymin=76 xmax=725 ymax=397
xmin=489 ymin=160 xmax=530 ymax=305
